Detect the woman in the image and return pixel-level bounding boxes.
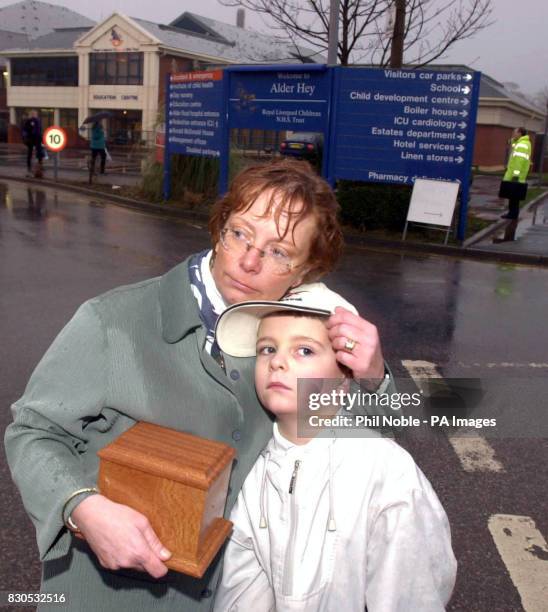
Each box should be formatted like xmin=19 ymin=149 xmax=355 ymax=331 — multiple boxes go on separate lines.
xmin=90 ymin=121 xmax=107 ymax=177
xmin=5 ymin=159 xmax=390 ymax=610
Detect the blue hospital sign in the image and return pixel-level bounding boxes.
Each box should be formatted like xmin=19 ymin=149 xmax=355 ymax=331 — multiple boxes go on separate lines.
xmin=332 ymin=68 xmax=480 ymax=186
xmin=166 ymin=70 xmax=224 ymax=157
xmin=228 ymin=69 xmax=330 ymax=131
xmin=164 ymin=65 xmax=479 ymax=240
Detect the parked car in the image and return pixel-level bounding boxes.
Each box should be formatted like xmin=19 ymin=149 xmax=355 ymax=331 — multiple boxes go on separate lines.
xmin=279 ymin=132 xmax=323 ymax=163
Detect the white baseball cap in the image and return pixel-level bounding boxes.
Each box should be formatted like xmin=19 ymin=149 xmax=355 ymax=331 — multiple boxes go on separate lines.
xmin=215 ymin=282 xmax=357 ymax=357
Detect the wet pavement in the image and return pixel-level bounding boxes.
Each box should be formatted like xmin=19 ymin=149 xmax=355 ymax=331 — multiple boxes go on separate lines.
xmin=0 ymin=143 xmax=144 ymax=186
xmin=475 ymin=198 xmax=548 ymax=256
xmin=4 ymin=145 xmax=548 ymax=264
xmin=463 ymin=174 xmax=548 ymax=258
xmin=1 ymin=179 xmax=547 ymax=611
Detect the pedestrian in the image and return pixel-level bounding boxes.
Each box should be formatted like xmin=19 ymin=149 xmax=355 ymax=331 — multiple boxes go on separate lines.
xmin=90 ymin=120 xmax=107 ymax=176
xmin=213 ymin=285 xmax=457 ymax=612
xmin=21 ymin=109 xmax=44 ymax=178
xmin=5 ymin=159 xmax=394 ymax=611
xmin=500 ymin=127 xmax=531 ymax=220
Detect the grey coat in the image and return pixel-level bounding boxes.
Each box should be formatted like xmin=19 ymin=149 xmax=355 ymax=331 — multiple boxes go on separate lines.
xmin=5 ymin=257 xmax=274 ymax=611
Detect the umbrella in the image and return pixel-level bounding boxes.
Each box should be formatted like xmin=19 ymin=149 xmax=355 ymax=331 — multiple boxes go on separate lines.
xmin=82 ymin=111 xmax=112 ymax=125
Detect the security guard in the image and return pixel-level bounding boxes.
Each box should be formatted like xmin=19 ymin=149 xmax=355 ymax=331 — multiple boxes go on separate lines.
xmin=501 ymin=127 xmax=531 ymax=219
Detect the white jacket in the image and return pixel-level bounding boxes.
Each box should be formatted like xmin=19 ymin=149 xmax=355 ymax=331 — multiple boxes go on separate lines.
xmin=214 ymin=424 xmax=457 ymax=611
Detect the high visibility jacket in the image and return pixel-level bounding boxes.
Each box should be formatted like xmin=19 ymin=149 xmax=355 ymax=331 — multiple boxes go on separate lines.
xmin=503 ymin=134 xmax=531 ymax=182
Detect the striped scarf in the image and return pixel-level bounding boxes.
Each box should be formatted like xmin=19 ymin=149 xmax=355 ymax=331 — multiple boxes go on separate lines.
xmin=188 ymin=249 xmax=227 ymax=362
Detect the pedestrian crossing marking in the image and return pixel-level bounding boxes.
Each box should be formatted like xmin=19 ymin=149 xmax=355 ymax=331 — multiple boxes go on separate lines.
xmin=401 ymin=360 xmax=505 ymax=472
xmin=400 ymin=359 xmax=450 ymax=397
xmin=448 ymin=435 xmax=504 ymax=472
xmin=401 ymin=359 xmax=443 ymax=381
xmin=488 ymin=514 xmax=548 ymax=612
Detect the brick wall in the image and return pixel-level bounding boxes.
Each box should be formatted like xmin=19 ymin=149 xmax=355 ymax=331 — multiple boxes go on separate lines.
xmin=473 ymin=125 xmax=512 ymax=168
xmin=0 ymin=75 xmax=7 ymax=140
xmin=473 ymin=125 xmax=539 ymax=170
xmin=8 ymin=123 xmax=22 ymax=143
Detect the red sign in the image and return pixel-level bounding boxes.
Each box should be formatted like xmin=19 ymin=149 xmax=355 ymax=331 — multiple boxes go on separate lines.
xmin=43 ymin=126 xmax=68 ymax=152
xmin=171 ymin=70 xmax=223 ymax=83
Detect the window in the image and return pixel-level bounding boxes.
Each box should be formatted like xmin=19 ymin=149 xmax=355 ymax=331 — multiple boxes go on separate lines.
xmin=11 ymin=57 xmax=78 ymax=86
xmin=90 ymin=53 xmax=143 ymax=85
xmin=16 ymin=108 xmax=54 ymax=130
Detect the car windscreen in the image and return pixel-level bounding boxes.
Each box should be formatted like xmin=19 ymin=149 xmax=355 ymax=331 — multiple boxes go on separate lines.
xmin=285 ymin=132 xmax=318 ymax=143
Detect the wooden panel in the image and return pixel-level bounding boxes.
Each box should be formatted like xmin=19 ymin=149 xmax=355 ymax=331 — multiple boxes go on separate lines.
xmin=200 ymin=462 xmax=232 ymax=546
xmin=98 ymin=460 xmax=205 ymax=557
xmin=168 ymin=518 xmax=234 ymax=577
xmin=97 ymin=422 xmax=236 ymax=489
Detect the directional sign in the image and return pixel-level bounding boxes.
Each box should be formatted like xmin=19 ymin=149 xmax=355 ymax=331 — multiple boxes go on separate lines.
xmin=228 ymin=68 xmax=330 ymax=131
xmin=331 ymin=67 xmax=480 ymax=186
xmin=407 ymin=178 xmax=460 ymax=226
xmin=43 ymin=126 xmax=67 ymax=152
xmin=166 ymin=70 xmax=224 ymax=158
xmin=163 ymin=64 xmax=479 ymax=240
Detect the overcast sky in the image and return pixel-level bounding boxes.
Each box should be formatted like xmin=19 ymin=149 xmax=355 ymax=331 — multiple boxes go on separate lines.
xmin=6 ymin=0 xmax=547 ymax=97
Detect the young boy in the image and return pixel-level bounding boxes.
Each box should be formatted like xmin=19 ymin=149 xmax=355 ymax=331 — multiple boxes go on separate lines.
xmin=213 ymin=284 xmax=457 ymax=612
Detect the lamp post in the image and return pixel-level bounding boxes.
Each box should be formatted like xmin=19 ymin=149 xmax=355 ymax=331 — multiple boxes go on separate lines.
xmin=327 ymin=0 xmax=339 ymax=66
xmin=390 ymin=0 xmax=406 ymax=68
xmin=538 ymin=100 xmax=548 ymax=186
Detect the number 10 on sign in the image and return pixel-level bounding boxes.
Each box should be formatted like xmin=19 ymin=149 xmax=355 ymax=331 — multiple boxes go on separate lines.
xmin=43 ymin=126 xmax=67 ymax=181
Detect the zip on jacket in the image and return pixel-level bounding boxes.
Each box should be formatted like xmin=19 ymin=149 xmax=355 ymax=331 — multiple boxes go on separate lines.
xmin=282 ymin=459 xmax=301 ymax=596
xmin=214 ymin=424 xmax=457 ymax=612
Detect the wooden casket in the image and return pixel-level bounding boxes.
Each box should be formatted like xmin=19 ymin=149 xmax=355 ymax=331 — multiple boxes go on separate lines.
xmin=97 ymin=421 xmax=236 ymax=578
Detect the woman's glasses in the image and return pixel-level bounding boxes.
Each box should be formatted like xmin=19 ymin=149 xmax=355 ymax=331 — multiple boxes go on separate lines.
xmin=220 ymin=226 xmax=294 ymax=274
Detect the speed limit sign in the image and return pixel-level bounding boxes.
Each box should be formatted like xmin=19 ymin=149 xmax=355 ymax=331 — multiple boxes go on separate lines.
xmin=43 ymin=126 xmax=67 ymax=152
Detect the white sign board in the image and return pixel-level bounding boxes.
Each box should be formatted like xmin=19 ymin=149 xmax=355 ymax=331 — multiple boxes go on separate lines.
xmin=406 ymin=178 xmax=460 ymax=227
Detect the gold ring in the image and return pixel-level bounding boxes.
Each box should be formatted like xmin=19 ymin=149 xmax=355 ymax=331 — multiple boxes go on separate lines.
xmin=344 ymin=338 xmax=356 ymax=352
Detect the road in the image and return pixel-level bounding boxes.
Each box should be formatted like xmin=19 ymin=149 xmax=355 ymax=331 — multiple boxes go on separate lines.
xmin=1 ymin=179 xmax=547 ymax=611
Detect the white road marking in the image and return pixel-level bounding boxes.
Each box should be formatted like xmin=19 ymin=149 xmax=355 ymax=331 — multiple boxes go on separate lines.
xmin=401 ymin=360 xmax=505 ymax=472
xmin=448 ymin=435 xmax=504 ymax=472
xmin=400 ymin=359 xmax=449 ymax=396
xmin=401 ymin=359 xmax=443 ymax=380
xmin=488 ymin=514 xmax=548 ymax=612
xmin=456 ymin=362 xmax=548 ymax=369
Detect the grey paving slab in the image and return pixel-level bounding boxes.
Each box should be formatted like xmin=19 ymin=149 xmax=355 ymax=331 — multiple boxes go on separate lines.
xmin=475 ymin=199 xmax=548 ymax=256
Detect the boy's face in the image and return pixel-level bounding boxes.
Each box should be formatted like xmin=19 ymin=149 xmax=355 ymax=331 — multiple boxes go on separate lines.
xmin=255 ymin=313 xmax=345 ymax=417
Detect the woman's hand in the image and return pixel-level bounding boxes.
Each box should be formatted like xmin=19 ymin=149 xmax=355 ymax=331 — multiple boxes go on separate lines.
xmin=326 ymin=307 xmax=385 ymax=383
xmin=71 ymin=494 xmax=172 ymax=578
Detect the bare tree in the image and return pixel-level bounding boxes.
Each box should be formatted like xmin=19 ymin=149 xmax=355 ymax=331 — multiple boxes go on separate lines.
xmin=221 ymin=0 xmax=494 ymax=67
